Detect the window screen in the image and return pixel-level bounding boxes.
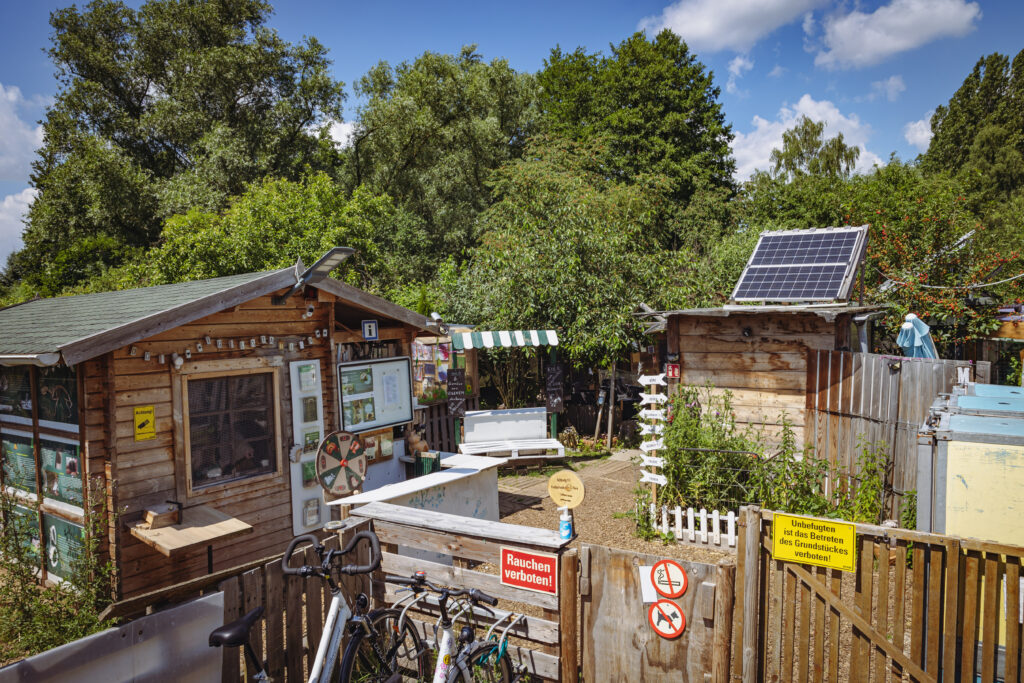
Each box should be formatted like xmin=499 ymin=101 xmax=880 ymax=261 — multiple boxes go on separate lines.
xmin=188 ymin=373 xmax=276 ymax=489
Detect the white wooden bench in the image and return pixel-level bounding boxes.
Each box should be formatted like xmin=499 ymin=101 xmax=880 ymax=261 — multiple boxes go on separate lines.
xmin=457 ymin=407 xmax=565 ymax=460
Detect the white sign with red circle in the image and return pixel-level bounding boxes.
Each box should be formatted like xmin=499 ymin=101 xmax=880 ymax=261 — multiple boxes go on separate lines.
xmin=648 ymin=599 xmax=686 ymax=639
xmin=650 ymin=559 xmax=688 ymax=599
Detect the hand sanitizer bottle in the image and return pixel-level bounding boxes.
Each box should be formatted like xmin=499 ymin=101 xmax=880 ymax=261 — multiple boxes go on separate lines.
xmin=558 ymin=506 xmax=573 ymax=541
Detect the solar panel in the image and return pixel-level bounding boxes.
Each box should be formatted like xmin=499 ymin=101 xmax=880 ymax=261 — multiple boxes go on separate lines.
xmin=731 ymin=226 xmax=869 ymax=302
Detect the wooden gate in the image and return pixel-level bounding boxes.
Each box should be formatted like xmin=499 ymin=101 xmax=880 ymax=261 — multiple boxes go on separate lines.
xmin=734 ymin=507 xmax=1024 ymax=682
xmin=580 ymin=543 xmax=734 ymax=682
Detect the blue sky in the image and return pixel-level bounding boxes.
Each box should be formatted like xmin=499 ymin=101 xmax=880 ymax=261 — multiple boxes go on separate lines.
xmin=1 ymin=0 xmax=1022 ymax=263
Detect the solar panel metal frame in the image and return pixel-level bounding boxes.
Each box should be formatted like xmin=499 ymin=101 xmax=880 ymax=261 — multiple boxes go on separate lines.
xmin=730 ymin=225 xmax=870 ymax=303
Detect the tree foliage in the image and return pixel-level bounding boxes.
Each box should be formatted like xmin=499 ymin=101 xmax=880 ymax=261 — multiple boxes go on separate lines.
xmin=769 ymin=115 xmax=861 ymax=180
xmin=537 ymin=30 xmax=735 ymax=250
xmin=7 ymin=0 xmax=344 ymax=295
xmin=344 ymin=46 xmax=537 ymax=263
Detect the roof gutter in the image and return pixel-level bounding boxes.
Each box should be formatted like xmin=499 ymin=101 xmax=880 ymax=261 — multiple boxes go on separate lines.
xmin=0 ymin=353 xmax=62 ymax=367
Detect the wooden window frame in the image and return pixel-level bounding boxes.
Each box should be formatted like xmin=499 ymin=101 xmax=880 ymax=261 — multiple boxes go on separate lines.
xmin=173 ymin=359 xmax=285 ymax=505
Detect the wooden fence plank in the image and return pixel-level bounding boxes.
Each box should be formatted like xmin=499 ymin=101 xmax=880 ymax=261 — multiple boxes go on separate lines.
xmin=812 ymin=566 xmax=825 ymax=683
xmin=961 ymin=551 xmax=981 ymax=682
xmin=742 ymin=507 xmax=762 ymax=683
xmin=926 ymin=546 xmax=943 ymax=674
xmin=264 ymin=558 xmax=285 ymax=680
xmin=981 ymin=554 xmax=999 ymax=682
xmin=797 ymin=571 xmax=811 ymax=683
xmin=828 ymin=568 xmax=841 ymax=683
xmin=892 ymin=541 xmax=908 ymax=681
xmin=875 ymin=542 xmax=891 ymax=683
xmin=242 ymin=567 xmax=265 ymax=678
xmin=220 ymin=575 xmax=242 ymax=683
xmin=284 ymin=569 xmax=305 ymax=682
xmin=941 ymin=540 xmax=960 ymax=680
xmin=559 ymin=548 xmax=578 ymax=683
xmin=1007 ymin=558 xmax=1021 ymax=683
xmin=782 ymin=565 xmax=796 ymax=682
xmin=767 ymin=560 xmax=783 ymax=682
xmin=714 ymin=561 xmax=736 ymax=683
xmin=303 ymin=544 xmax=323 ymax=674
xmin=854 ymin=536 xmax=875 ymax=683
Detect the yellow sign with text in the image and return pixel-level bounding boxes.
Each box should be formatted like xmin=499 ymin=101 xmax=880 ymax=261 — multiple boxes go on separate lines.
xmin=134 ymin=406 xmax=156 ymax=442
xmin=772 ymin=512 xmax=856 ymax=572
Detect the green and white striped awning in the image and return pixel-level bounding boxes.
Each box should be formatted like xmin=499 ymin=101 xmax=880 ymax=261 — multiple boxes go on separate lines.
xmin=451 ymin=330 xmax=559 ymax=351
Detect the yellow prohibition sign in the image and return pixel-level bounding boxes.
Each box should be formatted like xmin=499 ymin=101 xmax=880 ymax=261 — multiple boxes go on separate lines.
xmin=771 ymin=512 xmax=857 ymax=573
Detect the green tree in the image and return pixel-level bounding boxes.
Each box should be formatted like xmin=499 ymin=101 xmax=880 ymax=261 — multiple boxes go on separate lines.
xmin=445 ymin=137 xmax=671 ymax=370
xmin=8 ymin=0 xmax=344 ymax=296
xmin=344 ymin=46 xmax=537 ymax=263
xmin=133 ymin=173 xmax=428 ymax=298
xmin=769 ymin=115 xmax=861 ymax=180
xmin=537 ymin=30 xmax=735 ymax=250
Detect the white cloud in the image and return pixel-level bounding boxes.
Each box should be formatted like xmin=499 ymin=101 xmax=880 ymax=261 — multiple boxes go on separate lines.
xmin=904 ymin=111 xmax=935 ymax=151
xmin=726 ymin=56 xmax=754 ymax=95
xmin=869 ymin=75 xmax=906 ymax=102
xmin=732 ymin=94 xmax=883 ymax=181
xmin=768 ymin=65 xmax=787 ymax=78
xmin=639 ymin=0 xmax=827 ymax=53
xmin=0 ymin=188 xmax=35 ymax=264
xmin=328 ymin=120 xmax=356 ymax=149
xmin=802 ymin=12 xmax=816 ymax=36
xmin=0 ymin=84 xmax=44 ymax=183
xmin=815 ymin=0 xmax=981 ymax=69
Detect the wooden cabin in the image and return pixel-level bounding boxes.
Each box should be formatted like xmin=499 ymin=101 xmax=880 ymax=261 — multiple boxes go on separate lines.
xmin=0 ymin=260 xmax=432 ymax=599
xmin=661 ymin=304 xmax=884 ymax=445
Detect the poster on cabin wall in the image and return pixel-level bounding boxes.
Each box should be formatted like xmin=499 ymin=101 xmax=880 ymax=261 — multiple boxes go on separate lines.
xmin=0 ymin=366 xmax=32 ymax=426
xmin=42 ymin=513 xmax=84 ymax=580
xmin=2 ymin=431 xmax=36 ymax=493
xmin=338 ymin=357 xmax=413 ymax=433
xmin=37 ymin=365 xmax=78 ymax=431
xmin=40 ymin=436 xmax=83 ymax=508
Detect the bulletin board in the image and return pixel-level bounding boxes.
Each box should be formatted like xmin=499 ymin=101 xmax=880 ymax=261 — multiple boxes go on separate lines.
xmin=338 ymin=357 xmax=413 ymax=433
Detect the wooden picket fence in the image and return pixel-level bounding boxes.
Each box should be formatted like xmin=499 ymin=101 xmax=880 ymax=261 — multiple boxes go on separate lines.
xmin=734 ymin=506 xmax=1024 ymax=682
xmin=644 ymin=503 xmax=739 ymax=552
xmin=417 ymin=396 xmax=479 ymax=452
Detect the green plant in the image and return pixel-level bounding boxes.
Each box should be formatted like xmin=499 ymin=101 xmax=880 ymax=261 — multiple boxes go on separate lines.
xmin=846 ymin=438 xmax=891 ymax=525
xmin=0 ymin=480 xmax=115 ymax=663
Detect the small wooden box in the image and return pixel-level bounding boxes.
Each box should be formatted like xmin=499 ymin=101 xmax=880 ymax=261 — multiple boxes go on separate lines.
xmin=144 ymin=504 xmax=181 ymax=529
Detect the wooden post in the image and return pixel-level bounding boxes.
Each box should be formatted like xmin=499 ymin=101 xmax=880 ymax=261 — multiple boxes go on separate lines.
xmin=605 ymin=363 xmax=615 ymax=449
xmin=741 ymin=506 xmax=762 ymax=683
xmin=559 ymin=547 xmax=579 ymax=683
xmin=713 ymin=559 xmax=736 ymax=683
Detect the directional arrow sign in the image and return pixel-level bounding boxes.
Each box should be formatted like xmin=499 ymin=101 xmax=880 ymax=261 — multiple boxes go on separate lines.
xmin=639 ymin=423 xmax=664 ymax=436
xmin=638 ymin=373 xmax=668 ymax=386
xmin=641 ymin=455 xmax=665 ymax=468
xmin=640 ymin=470 xmax=668 ymax=486
xmin=640 ymin=439 xmax=665 ymax=452
xmin=639 ymin=392 xmax=669 ymax=405
xmin=638 ymin=409 xmax=666 ymax=421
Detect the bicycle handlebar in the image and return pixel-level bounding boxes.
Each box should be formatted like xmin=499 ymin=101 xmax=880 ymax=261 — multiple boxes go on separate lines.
xmin=385 ymin=573 xmax=498 ymax=605
xmin=282 ymin=531 xmax=382 ymax=577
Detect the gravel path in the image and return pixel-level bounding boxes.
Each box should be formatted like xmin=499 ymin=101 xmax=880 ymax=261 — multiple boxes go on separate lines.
xmin=497 ymin=451 xmax=732 ymax=565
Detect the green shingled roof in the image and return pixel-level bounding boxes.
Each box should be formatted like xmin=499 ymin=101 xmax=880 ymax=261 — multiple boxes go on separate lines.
xmin=0 ymin=269 xmax=294 ymax=364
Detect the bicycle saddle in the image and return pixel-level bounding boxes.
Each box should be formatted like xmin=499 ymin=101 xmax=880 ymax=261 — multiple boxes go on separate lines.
xmin=209 ymin=606 xmax=264 ymax=648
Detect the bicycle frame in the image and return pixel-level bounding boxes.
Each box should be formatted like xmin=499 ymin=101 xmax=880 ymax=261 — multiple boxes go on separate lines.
xmin=307 ymin=585 xmax=353 ymax=683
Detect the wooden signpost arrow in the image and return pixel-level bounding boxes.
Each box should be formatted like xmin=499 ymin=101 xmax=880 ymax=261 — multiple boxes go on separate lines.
xmin=639 ymin=423 xmax=664 ymax=436
xmin=640 ymin=438 xmax=665 ymax=452
xmin=638 ymin=373 xmax=668 ymax=386
xmin=640 ymin=454 xmax=665 ymax=468
xmin=639 ymin=392 xmax=669 ymax=405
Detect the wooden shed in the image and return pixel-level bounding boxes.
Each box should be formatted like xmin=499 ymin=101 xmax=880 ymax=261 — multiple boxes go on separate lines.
xmin=661 ymin=304 xmax=884 ymax=445
xmin=0 ymin=258 xmax=432 ymax=598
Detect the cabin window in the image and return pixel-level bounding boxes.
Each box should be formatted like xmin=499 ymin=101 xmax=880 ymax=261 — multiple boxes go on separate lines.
xmin=186 ymin=372 xmax=277 ymax=490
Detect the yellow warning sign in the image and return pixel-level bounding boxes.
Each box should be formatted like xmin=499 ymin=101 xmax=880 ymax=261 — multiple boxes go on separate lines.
xmin=134 ymin=406 xmax=156 ymax=442
xmin=772 ymin=512 xmax=856 ymax=572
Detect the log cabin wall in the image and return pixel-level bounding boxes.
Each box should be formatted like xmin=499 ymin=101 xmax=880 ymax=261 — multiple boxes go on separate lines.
xmin=669 ymin=312 xmax=847 ymax=447
xmin=103 ymin=291 xmax=338 ymax=598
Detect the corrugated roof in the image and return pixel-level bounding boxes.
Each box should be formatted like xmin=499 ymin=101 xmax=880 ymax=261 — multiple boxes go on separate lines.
xmin=451 ymin=330 xmax=558 ymax=351
xmin=0 ymin=269 xmax=296 ymax=365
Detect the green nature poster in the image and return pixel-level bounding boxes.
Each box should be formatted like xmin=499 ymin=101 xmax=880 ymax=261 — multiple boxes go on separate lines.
xmin=41 ymin=439 xmax=83 ymax=507
xmin=0 ymin=366 xmax=31 ymax=421
xmin=42 ymin=513 xmax=84 ymax=579
xmin=38 ymin=365 xmax=78 ymax=427
xmin=2 ymin=433 xmax=36 ymax=493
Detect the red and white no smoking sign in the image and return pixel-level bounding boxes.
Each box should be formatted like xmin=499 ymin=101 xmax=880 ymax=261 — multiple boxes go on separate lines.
xmin=648 ymin=599 xmax=686 ymax=639
xmin=650 ymin=559 xmax=687 ymax=599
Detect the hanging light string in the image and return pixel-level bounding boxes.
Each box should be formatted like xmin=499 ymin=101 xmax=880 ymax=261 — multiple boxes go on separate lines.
xmin=874 ymin=268 xmax=1024 ymax=291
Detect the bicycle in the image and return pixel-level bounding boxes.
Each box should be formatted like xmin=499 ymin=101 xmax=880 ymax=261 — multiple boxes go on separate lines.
xmin=210 ymin=527 xmax=429 ymax=683
xmin=386 ymin=572 xmax=522 ymax=683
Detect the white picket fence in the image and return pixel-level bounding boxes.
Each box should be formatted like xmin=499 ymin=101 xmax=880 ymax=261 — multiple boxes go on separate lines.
xmin=643 ymin=503 xmax=738 ymax=552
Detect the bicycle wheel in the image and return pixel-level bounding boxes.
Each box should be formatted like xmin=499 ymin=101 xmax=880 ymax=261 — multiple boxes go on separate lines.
xmin=445 ymin=641 xmax=514 ymax=683
xmin=338 ymin=608 xmax=430 ymax=683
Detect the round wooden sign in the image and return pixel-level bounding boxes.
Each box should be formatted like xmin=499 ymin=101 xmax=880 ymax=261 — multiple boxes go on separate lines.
xmin=315 ymin=431 xmax=367 ymax=496
xmin=547 ymin=469 xmax=585 ymax=509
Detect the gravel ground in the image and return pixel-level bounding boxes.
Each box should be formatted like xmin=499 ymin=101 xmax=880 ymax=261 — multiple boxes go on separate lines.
xmin=496 ymin=451 xmax=732 ymax=565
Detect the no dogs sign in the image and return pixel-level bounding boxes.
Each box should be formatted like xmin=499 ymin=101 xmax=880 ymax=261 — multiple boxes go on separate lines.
xmin=648 ymin=599 xmax=686 ymax=639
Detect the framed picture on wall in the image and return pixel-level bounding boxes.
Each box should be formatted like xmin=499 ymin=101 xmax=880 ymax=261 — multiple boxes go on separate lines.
xmin=338 ymin=357 xmax=413 ymax=433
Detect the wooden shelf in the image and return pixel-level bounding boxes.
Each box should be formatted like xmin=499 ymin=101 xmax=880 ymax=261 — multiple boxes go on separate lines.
xmin=129 ymin=504 xmax=252 ymax=557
